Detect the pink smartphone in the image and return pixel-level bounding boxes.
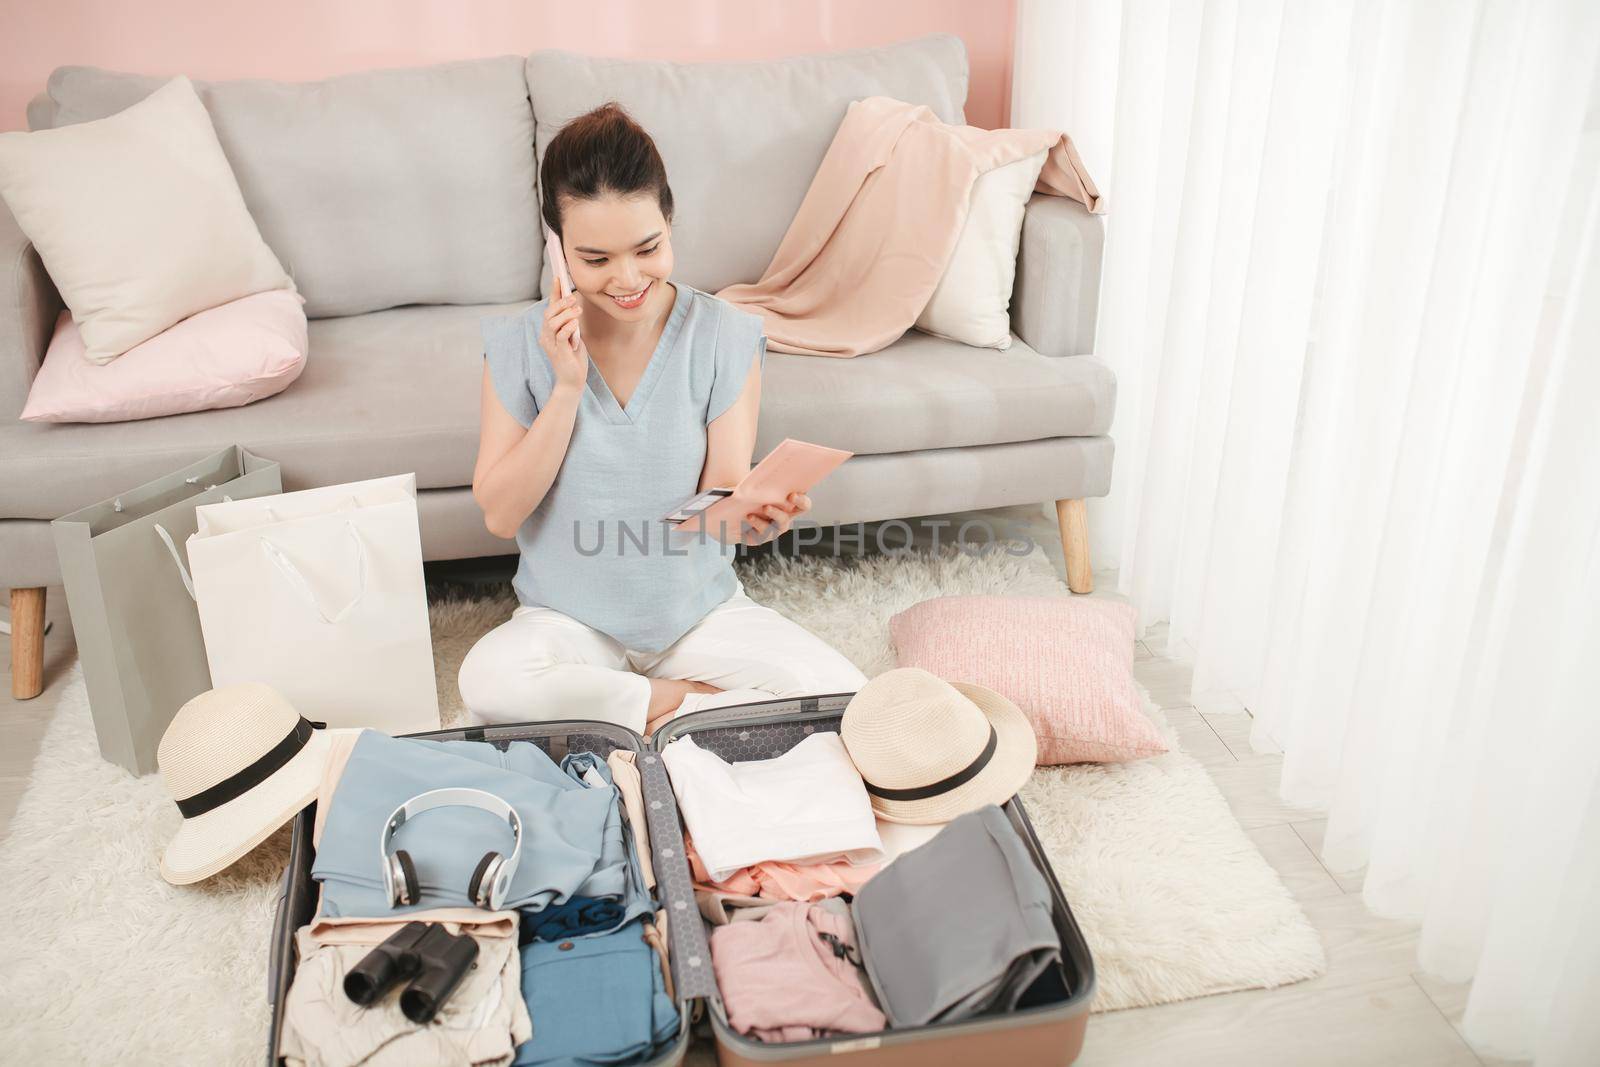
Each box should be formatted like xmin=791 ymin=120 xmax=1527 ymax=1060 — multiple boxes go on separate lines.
xmin=544 ymin=228 xmax=580 ymax=346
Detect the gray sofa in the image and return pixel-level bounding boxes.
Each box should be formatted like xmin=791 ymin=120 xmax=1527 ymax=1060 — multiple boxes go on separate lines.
xmin=0 ymin=34 xmax=1112 ymax=700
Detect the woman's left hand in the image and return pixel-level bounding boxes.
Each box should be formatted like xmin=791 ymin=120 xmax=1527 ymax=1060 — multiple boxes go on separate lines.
xmin=741 ymin=492 xmax=811 ymax=545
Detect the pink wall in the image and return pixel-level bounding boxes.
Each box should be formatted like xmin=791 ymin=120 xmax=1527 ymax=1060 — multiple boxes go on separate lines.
xmin=1 ymin=0 xmax=1017 ymax=133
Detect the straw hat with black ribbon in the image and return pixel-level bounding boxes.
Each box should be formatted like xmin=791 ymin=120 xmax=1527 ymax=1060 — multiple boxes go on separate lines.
xmin=841 ymin=667 xmax=1038 ymax=825
xmin=157 ymin=682 xmax=333 ymax=885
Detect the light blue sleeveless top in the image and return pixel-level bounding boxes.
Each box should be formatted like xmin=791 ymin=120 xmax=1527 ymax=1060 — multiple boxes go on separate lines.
xmin=481 ymin=281 xmax=767 ymax=653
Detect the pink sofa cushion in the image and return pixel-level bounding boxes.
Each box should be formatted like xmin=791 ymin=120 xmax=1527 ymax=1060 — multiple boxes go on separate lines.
xmin=889 ymin=595 xmax=1166 ymax=766
xmin=20 ymin=289 xmax=307 ymax=424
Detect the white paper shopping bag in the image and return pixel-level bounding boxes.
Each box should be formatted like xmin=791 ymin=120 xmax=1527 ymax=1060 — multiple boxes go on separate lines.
xmin=186 ymin=473 xmax=440 ymax=734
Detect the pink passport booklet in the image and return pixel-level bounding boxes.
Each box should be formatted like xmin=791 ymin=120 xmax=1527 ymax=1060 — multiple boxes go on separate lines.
xmin=664 ymin=438 xmax=852 ymax=542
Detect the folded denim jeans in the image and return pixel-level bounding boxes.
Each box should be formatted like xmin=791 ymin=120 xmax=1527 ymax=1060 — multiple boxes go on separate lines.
xmin=512 ymin=919 xmax=679 ymax=1066
xmin=521 ymin=895 xmax=625 ymax=944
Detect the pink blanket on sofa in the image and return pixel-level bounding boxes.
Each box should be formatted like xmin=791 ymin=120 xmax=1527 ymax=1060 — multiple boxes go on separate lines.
xmin=714 ymin=96 xmax=1102 ymax=358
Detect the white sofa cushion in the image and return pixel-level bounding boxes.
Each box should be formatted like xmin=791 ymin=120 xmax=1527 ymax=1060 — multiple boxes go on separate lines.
xmin=0 ymin=76 xmax=292 ymax=364
xmin=915 ymin=148 xmax=1048 ymax=350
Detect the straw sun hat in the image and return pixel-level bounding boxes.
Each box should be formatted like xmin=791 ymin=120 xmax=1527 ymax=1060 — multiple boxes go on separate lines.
xmin=158 ymin=682 xmax=333 ymax=885
xmin=841 ymin=667 xmax=1037 ymax=824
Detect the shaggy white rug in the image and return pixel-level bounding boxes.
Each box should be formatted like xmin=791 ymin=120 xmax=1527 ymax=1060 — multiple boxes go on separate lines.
xmin=0 ymin=544 xmax=1323 ymax=1064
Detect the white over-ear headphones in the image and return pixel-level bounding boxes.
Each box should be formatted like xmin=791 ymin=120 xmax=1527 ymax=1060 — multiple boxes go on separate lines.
xmin=379 ymin=787 xmax=523 ymax=911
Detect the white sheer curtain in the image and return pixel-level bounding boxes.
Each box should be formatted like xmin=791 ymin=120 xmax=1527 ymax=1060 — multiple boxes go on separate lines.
xmin=1014 ymin=1 xmax=1600 ymax=1061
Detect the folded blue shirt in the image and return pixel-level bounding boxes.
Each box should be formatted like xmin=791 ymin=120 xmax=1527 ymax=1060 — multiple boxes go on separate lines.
xmin=513 ymin=919 xmax=680 ymax=1067
xmin=559 ymin=752 xmax=652 ymax=933
xmin=560 ymin=753 xmax=625 ymax=903
xmin=313 ymin=732 xmax=617 ymax=917
xmin=522 ymin=895 xmax=626 ymax=944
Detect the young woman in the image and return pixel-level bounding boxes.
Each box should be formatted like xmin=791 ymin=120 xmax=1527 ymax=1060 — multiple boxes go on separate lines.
xmin=460 ymin=103 xmax=866 ymax=736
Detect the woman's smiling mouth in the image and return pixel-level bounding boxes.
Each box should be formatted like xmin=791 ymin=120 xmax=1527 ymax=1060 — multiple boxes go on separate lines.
xmin=608 ymin=280 xmax=652 ymax=309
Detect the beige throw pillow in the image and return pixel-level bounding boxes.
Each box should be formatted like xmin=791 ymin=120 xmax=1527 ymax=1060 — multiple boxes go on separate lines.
xmin=914 ymin=148 xmax=1048 ymax=351
xmin=0 ymin=75 xmax=292 ymax=364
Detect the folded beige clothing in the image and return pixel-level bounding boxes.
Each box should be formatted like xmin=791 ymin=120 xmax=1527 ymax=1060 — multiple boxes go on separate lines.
xmin=697 ymin=890 xmax=827 ymax=927
xmin=606 ymin=749 xmax=656 ymax=890
xmin=304 ymin=910 xmax=519 ymax=948
xmin=875 ymin=819 xmax=943 ymax=865
xmin=697 ymin=887 xmax=770 ymax=926
xmin=645 ymin=909 xmax=674 ymax=1002
xmin=281 ymin=923 xmax=530 ymax=1067
xmin=312 ymin=728 xmax=365 ymax=846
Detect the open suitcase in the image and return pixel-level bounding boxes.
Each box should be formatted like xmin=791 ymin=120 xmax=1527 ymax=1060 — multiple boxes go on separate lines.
xmin=266 ymin=716 xmax=696 ymax=1067
xmin=267 ymin=693 xmax=1096 ymax=1066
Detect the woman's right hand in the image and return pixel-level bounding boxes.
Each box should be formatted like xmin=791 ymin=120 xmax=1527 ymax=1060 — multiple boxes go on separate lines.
xmin=541 ymin=289 xmax=590 ymax=391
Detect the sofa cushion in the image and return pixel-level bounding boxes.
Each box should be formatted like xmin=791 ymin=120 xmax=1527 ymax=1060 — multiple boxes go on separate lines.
xmin=526 ymin=34 xmax=967 ymax=296
xmin=0 ymin=302 xmax=527 ymax=520
xmin=757 ymin=331 xmax=1116 ymax=457
xmin=32 ymin=59 xmax=540 ymax=319
xmin=0 ymin=306 xmax=1113 ymax=521
xmin=889 ymin=596 xmax=1166 ymax=765
xmin=21 ymin=291 xmax=307 ymax=423
xmin=0 ymin=75 xmax=295 ymax=364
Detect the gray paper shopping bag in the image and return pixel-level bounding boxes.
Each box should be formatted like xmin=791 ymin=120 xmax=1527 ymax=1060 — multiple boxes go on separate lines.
xmin=52 ymin=446 xmax=282 ymax=775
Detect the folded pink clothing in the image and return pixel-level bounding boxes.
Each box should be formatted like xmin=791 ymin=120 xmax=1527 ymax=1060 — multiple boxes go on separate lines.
xmin=710 ymin=899 xmax=886 ymax=1043
xmin=715 ymin=95 xmax=1102 ymax=358
xmin=685 ymin=835 xmax=881 ymax=902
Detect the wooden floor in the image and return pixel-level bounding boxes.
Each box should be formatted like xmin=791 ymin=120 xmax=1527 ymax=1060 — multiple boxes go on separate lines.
xmin=0 ymin=504 xmax=1515 ymax=1066
xmin=1084 ymin=636 xmax=1507 ymax=1067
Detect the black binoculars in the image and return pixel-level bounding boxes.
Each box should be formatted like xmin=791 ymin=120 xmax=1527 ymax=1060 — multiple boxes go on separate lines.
xmin=343 ymin=920 xmax=480 ymax=1024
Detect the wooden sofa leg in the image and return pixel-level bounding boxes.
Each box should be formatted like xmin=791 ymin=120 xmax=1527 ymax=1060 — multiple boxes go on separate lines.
xmin=1054 ymin=499 xmax=1093 ymax=594
xmin=10 ymin=587 xmax=46 ymax=699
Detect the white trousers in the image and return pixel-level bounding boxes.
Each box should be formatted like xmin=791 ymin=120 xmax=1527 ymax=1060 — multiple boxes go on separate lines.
xmin=457 ymin=583 xmax=867 ymax=734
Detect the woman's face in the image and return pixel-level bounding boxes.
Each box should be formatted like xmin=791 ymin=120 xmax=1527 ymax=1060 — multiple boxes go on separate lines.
xmin=558 ymin=192 xmax=676 ymax=326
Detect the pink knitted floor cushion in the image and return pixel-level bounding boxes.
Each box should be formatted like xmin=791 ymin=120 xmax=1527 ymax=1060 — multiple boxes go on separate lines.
xmin=888 ymin=595 xmax=1166 ymax=765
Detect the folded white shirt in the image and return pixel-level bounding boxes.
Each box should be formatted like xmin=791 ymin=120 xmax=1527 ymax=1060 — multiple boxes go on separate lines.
xmin=661 ymin=732 xmax=885 ymax=882
xmin=876 ymin=818 xmax=944 ymax=866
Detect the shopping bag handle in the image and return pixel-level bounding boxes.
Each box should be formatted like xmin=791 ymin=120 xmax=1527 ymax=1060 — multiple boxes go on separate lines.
xmin=257 ymin=521 xmax=368 ymax=625
xmin=153 ymin=524 xmax=197 ymax=602
xmin=260 ymin=495 xmax=361 ymax=525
